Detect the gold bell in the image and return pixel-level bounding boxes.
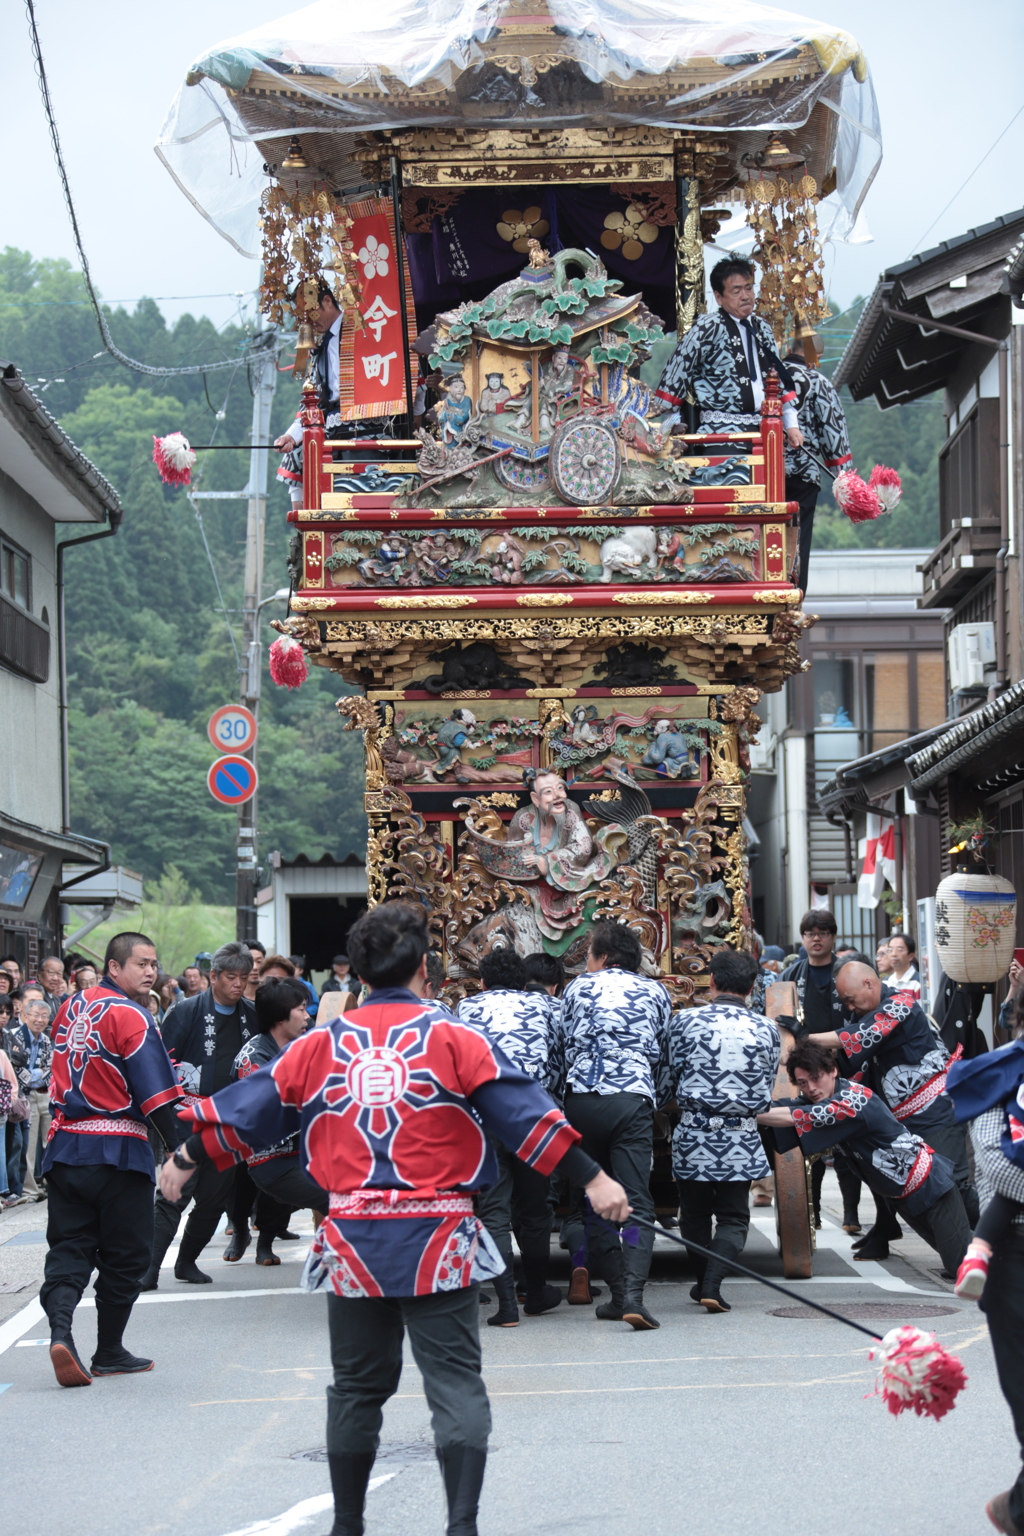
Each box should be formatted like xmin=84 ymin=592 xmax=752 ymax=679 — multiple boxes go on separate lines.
xmin=281 ymin=137 xmax=308 ymax=171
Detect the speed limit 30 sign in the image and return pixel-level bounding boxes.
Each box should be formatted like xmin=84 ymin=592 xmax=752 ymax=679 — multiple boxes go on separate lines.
xmin=208 ymin=704 xmax=257 ymax=754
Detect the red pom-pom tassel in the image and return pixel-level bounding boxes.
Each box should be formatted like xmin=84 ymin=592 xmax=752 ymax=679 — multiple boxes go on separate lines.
xmin=269 ymin=635 xmax=308 ymax=690
xmin=868 ymin=463 xmax=903 ymax=512
xmin=152 ymin=432 xmax=196 ymax=486
xmin=868 ymin=1326 xmax=967 ymax=1420
xmin=834 ymin=468 xmax=884 ymax=523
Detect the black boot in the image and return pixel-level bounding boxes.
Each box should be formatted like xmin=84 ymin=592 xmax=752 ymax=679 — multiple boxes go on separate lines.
xmin=438 ymin=1444 xmax=487 ymax=1536
xmin=223 ymin=1226 xmax=251 ymax=1263
xmin=45 ymin=1283 xmax=91 ymax=1388
xmin=621 ymin=1235 xmax=659 ymax=1330
xmin=174 ymin=1228 xmax=213 ymax=1284
xmin=594 ymin=1252 xmax=625 ymax=1320
xmin=697 ymin=1257 xmax=733 ymax=1314
xmin=521 ymin=1253 xmax=561 ymax=1316
xmin=255 ymin=1231 xmax=281 ymax=1266
xmin=91 ymin=1302 xmax=153 ymax=1376
xmin=487 ymin=1267 xmax=519 ymax=1327
xmin=327 ymin=1450 xmax=376 ymax=1536
xmin=141 ymin=1200 xmax=181 ymax=1291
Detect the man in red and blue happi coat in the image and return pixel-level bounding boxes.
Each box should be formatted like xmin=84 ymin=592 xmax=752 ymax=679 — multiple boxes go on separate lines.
xmin=42 ymin=932 xmax=183 ymax=1388
xmin=159 ymin=901 xmax=628 ymax=1536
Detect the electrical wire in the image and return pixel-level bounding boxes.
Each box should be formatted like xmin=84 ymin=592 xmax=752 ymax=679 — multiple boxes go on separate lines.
xmin=24 ymin=0 xmax=278 ymax=380
xmin=907 ymin=101 xmax=1024 ymax=258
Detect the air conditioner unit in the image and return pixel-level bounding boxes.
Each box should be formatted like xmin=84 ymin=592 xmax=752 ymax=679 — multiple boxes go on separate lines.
xmin=948 ymin=622 xmax=995 ymax=691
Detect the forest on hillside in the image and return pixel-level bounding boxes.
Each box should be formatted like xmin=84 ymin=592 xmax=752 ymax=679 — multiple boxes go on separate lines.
xmin=0 ymin=250 xmax=366 ymax=901
xmin=1 ymin=252 xmax=944 ymax=902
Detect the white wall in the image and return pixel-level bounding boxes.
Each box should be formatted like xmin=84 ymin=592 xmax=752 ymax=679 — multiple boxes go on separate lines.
xmin=0 ymin=467 xmax=61 ymax=833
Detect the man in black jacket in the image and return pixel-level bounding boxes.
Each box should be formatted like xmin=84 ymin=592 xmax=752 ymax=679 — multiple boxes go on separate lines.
xmin=142 ymin=942 xmax=256 ymax=1286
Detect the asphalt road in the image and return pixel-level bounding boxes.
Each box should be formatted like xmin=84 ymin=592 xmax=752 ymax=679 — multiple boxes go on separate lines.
xmin=0 ymin=1176 xmax=1018 ymax=1536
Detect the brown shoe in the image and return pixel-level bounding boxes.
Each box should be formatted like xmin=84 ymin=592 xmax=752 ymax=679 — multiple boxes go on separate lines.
xmin=50 ymin=1339 xmax=92 ymax=1388
xmin=987 ymin=1492 xmax=1024 ymax=1535
xmin=567 ymin=1266 xmax=593 ymax=1304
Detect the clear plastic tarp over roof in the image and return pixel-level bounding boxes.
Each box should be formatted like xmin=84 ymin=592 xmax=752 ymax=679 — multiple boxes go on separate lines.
xmin=156 ymin=0 xmax=881 ymax=259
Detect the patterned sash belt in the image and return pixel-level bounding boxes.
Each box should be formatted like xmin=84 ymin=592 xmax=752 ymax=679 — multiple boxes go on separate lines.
xmin=329 ymin=1189 xmax=474 ymax=1219
xmin=891 ymin=1046 xmax=962 ymax=1122
xmin=900 ymin=1145 xmax=934 ymax=1196
xmin=680 ymin=1101 xmax=757 ymax=1132
xmin=50 ymin=1112 xmax=148 ymax=1140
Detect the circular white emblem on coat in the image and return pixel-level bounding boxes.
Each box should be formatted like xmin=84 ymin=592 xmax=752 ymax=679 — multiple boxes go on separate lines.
xmin=347 ymin=1047 xmax=410 ymax=1107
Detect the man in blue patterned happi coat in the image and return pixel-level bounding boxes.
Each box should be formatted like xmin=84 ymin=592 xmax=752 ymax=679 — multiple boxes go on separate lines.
xmin=458 ymin=947 xmax=564 ymax=1326
xmin=656 ymin=257 xmax=803 ymax=441
xmin=559 ymin=920 xmax=672 ymax=1330
xmin=668 ymin=949 xmax=780 ymax=1315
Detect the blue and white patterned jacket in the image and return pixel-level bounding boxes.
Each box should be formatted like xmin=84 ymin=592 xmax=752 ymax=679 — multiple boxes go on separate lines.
xmin=456 ymin=989 xmax=563 ymax=1098
xmin=667 ymin=1001 xmax=780 ymax=1182
xmin=656 ymin=309 xmax=797 ymax=429
xmin=559 ymin=968 xmax=672 ymax=1102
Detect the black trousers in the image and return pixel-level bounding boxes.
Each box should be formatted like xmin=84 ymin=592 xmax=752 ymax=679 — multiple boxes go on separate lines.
xmin=327 ymin=1287 xmax=490 ymax=1456
xmin=784 ymin=474 xmax=818 ymax=593
xmin=40 ymin=1162 xmax=154 ymax=1329
xmin=901 ymin=1187 xmax=972 ymax=1277
xmin=228 ymin=1162 xmax=295 ymax=1240
xmin=676 ymin=1178 xmax=750 ymax=1295
xmin=475 ymin=1137 xmax=550 ymax=1267
xmin=914 ymin=1113 xmax=979 ymax=1225
xmin=250 ymin=1158 xmax=328 ymax=1213
xmin=151 ymin=1160 xmax=236 ymax=1265
xmin=981 ymin=1229 xmax=1024 ymax=1526
xmin=811 ymin=1154 xmax=863 ymax=1221
xmin=563 ymin=1092 xmax=655 ymax=1287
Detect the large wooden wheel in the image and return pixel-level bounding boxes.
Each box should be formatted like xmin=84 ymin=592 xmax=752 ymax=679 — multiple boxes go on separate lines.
xmin=765 ymin=982 xmax=814 ymax=1279
xmin=549 ymin=416 xmax=620 ymax=504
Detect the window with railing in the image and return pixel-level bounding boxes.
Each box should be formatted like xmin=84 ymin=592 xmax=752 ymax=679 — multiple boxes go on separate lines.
xmin=1 ymin=534 xmax=30 ymax=610
xmin=938 ymin=399 xmax=999 ymax=537
xmin=0 ymin=592 xmax=49 ymax=683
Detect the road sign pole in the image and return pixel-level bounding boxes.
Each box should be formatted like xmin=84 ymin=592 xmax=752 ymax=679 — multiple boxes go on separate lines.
xmin=237 ymin=324 xmax=278 ymax=943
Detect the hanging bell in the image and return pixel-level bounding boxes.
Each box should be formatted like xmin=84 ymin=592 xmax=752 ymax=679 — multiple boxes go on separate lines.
xmin=281 ymin=137 xmax=308 ymax=171
xmin=296 ymin=320 xmax=315 ymax=351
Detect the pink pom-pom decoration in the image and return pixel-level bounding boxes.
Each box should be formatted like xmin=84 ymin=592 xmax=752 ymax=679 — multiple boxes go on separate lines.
xmin=269 ymin=635 xmax=308 ymax=690
xmin=834 ymin=468 xmax=884 ymax=524
xmin=152 ymin=432 xmax=197 ymax=486
xmin=868 ymin=1326 xmax=967 ymax=1421
xmin=868 ymin=463 xmax=903 ymax=512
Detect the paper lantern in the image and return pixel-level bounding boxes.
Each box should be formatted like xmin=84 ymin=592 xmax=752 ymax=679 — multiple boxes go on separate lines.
xmin=933 ymin=872 xmax=1017 ymax=984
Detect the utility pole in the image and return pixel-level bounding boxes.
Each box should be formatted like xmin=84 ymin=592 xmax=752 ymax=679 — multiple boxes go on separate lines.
xmin=236 ymin=327 xmax=278 ymax=942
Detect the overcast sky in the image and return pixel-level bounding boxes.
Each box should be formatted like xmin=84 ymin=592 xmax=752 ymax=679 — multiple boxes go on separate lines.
xmin=3 ymin=0 xmax=1022 ymax=341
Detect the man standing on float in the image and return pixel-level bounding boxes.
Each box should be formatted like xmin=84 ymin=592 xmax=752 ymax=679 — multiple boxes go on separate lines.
xmin=159 ymin=902 xmax=627 ymax=1536
xmin=655 ymin=256 xmax=804 ymax=447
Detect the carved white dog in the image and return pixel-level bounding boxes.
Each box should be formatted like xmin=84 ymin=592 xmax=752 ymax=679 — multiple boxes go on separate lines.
xmin=598 ymin=526 xmax=660 ymax=583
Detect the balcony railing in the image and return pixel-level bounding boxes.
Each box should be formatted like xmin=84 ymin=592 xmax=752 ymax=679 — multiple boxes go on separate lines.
xmin=918 ymin=518 xmax=1002 ymax=609
xmin=0 ymin=592 xmax=50 ymax=683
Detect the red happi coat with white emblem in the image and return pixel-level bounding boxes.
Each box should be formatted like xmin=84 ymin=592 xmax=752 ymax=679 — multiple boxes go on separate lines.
xmin=180 ymin=987 xmax=581 ymax=1296
xmin=44 ymin=981 xmax=182 ymax=1180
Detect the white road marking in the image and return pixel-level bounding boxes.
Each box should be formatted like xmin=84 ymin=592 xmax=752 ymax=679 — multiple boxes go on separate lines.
xmin=0 ymin=1299 xmax=44 ymax=1357
xmin=747 ymin=1214 xmax=949 ymax=1295
xmin=215 ymin=1476 xmax=396 ymax=1536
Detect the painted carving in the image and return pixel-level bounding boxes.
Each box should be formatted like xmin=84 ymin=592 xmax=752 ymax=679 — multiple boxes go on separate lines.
xmin=324 ymin=522 xmax=760 ymax=590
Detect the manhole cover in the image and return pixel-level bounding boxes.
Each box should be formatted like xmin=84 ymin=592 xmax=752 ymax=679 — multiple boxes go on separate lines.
xmin=292 ymin=1442 xmax=437 ymax=1465
xmin=769 ymin=1302 xmax=961 ymax=1320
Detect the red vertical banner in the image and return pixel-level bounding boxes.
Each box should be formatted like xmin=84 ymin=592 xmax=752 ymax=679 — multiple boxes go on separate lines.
xmin=339 ymin=198 xmax=415 ymax=422
xmin=303 ymin=530 xmax=325 ymax=587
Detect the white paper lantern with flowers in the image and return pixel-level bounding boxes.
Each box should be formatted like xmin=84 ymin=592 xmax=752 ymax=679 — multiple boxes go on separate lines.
xmin=933 ymin=872 xmax=1017 ymax=985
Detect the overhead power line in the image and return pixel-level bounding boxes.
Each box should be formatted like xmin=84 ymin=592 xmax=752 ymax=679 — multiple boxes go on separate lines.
xmin=907 ymin=101 xmax=1024 ymax=258
xmin=24 ymin=0 xmax=276 ymax=379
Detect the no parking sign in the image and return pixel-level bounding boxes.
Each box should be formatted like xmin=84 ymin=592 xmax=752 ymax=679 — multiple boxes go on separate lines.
xmin=207 ymin=755 xmax=258 ymax=806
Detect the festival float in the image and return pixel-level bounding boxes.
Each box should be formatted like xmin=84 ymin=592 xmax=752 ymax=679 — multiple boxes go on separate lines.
xmin=158 ymin=0 xmax=884 ymax=1265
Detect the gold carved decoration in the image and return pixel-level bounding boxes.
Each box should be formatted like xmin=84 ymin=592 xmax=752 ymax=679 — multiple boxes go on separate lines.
xmin=337 ymin=695 xmax=386 ymax=791
xmin=516 ymin=593 xmax=573 ymax=607
xmin=375 ymin=595 xmax=475 ymax=609
xmin=365 ymin=788 xmax=449 ymax=946
xmin=752 ymin=590 xmax=801 ymax=604
xmin=675 ymin=175 xmax=705 ymax=337
xmin=291 ymin=597 xmax=336 ymax=610
xmin=612 ymin=591 xmax=711 ymax=604
xmin=474 ymin=792 xmax=521 ymax=809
